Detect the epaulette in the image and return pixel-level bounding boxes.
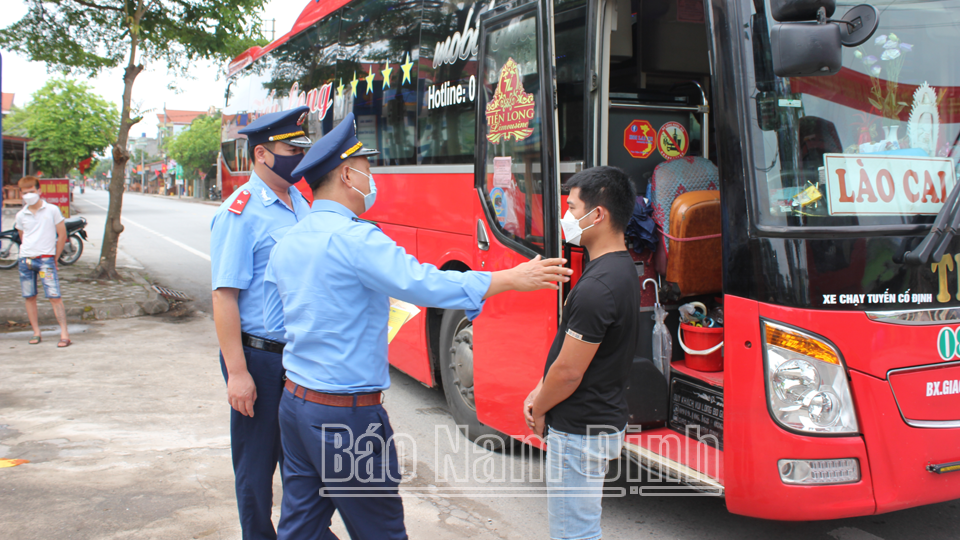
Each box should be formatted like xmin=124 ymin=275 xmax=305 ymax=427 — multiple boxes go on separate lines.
xmin=228 ymin=190 xmax=252 ymax=215
xmin=352 ymin=217 xmax=382 ymax=230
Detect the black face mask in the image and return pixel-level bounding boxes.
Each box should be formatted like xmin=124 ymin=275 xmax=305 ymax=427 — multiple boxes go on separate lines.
xmin=263 ymin=147 xmax=305 ymax=184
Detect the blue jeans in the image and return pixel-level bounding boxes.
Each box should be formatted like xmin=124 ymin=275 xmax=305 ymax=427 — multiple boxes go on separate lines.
xmin=545 ymin=427 xmax=625 ymax=540
xmin=19 ymin=257 xmax=61 ymax=299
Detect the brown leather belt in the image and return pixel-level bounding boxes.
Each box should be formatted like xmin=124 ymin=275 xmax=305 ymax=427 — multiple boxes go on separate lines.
xmin=284 ymin=379 xmax=382 ymax=407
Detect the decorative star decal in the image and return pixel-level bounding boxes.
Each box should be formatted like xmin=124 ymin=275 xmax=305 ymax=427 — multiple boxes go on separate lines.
xmin=364 ymin=67 xmax=376 ymax=95
xmin=337 ymin=78 xmax=344 ymax=98
xmin=400 ymin=53 xmax=414 ymax=86
xmin=381 ymin=63 xmax=393 ymax=89
xmin=350 ymin=72 xmax=359 ymax=97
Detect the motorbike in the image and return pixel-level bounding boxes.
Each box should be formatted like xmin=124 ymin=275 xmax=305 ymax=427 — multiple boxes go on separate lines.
xmin=0 ymin=216 xmax=88 ymax=269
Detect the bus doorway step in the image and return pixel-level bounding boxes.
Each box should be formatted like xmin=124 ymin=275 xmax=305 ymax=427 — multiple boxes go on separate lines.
xmin=622 ymin=427 xmax=724 ymax=496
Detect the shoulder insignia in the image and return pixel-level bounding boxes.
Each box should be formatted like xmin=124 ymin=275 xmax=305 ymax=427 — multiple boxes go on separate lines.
xmin=352 ymin=217 xmax=382 ymax=230
xmin=229 ymin=190 xmax=251 ymax=215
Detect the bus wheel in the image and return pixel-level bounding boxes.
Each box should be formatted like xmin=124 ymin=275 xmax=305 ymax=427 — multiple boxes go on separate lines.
xmin=439 ymin=309 xmax=504 ymax=451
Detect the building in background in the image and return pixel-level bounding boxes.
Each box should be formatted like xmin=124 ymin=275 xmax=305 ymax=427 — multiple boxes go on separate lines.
xmin=157 ymin=110 xmax=207 ymax=140
xmin=1 ymin=93 xmax=13 ymax=116
xmin=2 ymin=92 xmax=37 ymax=207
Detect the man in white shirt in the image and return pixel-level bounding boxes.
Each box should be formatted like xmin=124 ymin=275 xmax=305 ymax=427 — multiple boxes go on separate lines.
xmin=15 ymin=176 xmax=71 ymax=347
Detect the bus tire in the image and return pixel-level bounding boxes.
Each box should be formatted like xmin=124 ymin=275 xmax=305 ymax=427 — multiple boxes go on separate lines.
xmin=439 ymin=308 xmax=505 ymax=451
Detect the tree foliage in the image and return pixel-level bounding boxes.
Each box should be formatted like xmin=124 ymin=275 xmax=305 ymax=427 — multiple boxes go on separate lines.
xmin=0 ymin=1 xmax=265 ymax=78
xmin=9 ymin=79 xmax=118 ymax=178
xmin=4 ymin=105 xmax=32 ymax=138
xmin=0 ymin=0 xmax=266 ymax=278
xmin=167 ymin=112 xmax=221 ymax=180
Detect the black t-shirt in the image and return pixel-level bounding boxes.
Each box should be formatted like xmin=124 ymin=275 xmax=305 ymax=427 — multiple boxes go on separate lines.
xmin=543 ymin=250 xmax=640 ymax=435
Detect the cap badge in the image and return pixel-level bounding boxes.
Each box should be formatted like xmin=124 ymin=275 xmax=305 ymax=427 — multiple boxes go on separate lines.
xmin=297 ymin=112 xmax=307 ymax=127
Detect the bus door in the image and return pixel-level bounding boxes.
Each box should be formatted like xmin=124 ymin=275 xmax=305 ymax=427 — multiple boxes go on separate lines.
xmin=592 ymin=0 xmax=713 ymax=199
xmin=471 ymin=0 xmax=562 ymax=440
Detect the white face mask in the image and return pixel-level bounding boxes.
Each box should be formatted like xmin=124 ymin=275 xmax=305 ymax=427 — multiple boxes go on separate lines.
xmin=23 ymin=192 xmax=40 ymax=206
xmin=560 ymin=207 xmax=598 ymax=246
xmin=344 ymin=167 xmax=377 ymax=212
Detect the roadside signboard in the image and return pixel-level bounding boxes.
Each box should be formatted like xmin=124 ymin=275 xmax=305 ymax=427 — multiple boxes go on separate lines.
xmin=39 ymin=178 xmax=70 ymax=218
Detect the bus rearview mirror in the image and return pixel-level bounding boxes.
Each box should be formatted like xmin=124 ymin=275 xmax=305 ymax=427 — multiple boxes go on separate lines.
xmin=770 ymin=22 xmax=842 ymax=77
xmin=769 ymin=0 xmax=835 ymax=22
xmin=837 ymin=4 xmax=879 ymax=47
xmin=769 ymin=3 xmax=878 ymax=78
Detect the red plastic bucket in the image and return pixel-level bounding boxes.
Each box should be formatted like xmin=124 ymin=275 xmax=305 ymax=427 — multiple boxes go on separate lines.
xmin=678 ymin=323 xmax=724 ymax=372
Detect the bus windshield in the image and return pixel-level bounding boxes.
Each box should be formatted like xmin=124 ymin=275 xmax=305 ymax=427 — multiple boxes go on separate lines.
xmin=747 ymin=0 xmax=960 ymax=229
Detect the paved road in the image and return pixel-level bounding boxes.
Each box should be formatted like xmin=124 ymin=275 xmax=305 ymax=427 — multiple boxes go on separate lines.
xmin=67 ymin=188 xmax=960 ymax=539
xmin=72 ymin=189 xmax=217 ymax=312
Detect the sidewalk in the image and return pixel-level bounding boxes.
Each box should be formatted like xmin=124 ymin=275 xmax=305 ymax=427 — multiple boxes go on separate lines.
xmin=0 ymin=315 xmax=509 ymax=539
xmin=1 ymin=207 xmax=168 ymax=324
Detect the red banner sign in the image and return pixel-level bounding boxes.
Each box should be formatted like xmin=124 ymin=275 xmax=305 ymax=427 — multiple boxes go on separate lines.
xmin=39 ymin=178 xmax=70 ymax=218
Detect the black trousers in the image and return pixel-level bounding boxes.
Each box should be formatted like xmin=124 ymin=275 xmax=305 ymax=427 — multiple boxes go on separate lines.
xmin=220 ymin=346 xmax=285 ymax=540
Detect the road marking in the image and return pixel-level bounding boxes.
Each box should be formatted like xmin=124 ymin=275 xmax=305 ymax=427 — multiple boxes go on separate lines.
xmin=83 ymin=200 xmax=211 ymax=261
xmin=828 ymin=527 xmax=885 ymax=540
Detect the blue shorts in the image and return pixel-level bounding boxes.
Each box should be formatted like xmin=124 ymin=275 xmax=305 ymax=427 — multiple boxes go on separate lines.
xmin=19 ymin=257 xmax=61 ymax=299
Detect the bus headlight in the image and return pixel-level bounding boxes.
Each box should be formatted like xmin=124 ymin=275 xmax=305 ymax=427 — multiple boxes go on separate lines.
xmin=763 ymin=321 xmax=859 ymax=434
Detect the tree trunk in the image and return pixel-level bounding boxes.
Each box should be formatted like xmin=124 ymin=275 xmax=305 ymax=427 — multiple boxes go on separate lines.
xmin=92 ymin=8 xmax=145 ymax=280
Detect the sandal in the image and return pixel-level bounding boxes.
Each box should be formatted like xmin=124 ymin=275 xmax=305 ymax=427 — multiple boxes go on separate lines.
xmin=57 ymin=339 xmax=72 ymax=348
xmin=29 ymin=335 xmax=41 ymax=345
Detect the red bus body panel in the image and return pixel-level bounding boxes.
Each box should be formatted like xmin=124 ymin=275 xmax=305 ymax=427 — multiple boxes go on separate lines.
xmin=724 ymin=294 xmax=960 ymax=520
xmin=364 ymin=172 xmax=475 ymax=235
xmin=724 ymin=295 xmax=876 ymax=519
xmin=887 ymin=362 xmax=960 ymax=422
xmin=373 ymin=170 xmax=478 ymax=387
xmin=472 ymin=193 xmax=559 ymax=439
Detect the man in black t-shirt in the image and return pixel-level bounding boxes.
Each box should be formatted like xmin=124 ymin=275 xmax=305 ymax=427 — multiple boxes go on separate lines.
xmin=524 ymin=166 xmax=639 ymax=540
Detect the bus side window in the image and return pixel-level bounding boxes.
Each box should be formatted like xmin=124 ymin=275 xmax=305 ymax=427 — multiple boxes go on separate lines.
xmin=338 ymin=0 xmax=420 ymax=167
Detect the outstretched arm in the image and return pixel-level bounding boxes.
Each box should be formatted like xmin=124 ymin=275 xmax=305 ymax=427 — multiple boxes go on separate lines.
xmin=353 ymin=227 xmax=571 ymax=316
xmin=484 ymin=255 xmax=572 ymax=299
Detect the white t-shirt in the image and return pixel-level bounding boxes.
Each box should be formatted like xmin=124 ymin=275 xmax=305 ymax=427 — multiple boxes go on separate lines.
xmin=15 ymin=200 xmax=65 ymax=258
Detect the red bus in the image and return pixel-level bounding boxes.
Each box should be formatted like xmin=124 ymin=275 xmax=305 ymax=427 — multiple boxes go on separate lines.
xmin=220 ymin=0 xmax=960 ymax=519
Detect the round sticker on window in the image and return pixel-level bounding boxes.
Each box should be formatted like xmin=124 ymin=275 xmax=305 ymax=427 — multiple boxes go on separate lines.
xmin=490 ymin=187 xmax=508 ymax=227
xmin=657 ymin=122 xmax=689 ymax=161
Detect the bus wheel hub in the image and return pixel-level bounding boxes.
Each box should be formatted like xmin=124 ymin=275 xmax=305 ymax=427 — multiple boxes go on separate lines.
xmin=451 ymin=326 xmax=475 ymax=404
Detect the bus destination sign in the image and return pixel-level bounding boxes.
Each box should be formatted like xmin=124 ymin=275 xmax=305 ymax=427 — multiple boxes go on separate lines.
xmin=823 ymin=154 xmax=957 ymax=216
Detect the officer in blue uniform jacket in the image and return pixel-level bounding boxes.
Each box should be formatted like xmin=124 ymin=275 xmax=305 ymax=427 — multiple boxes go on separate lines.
xmin=210 ymin=106 xmax=313 ymax=540
xmin=263 ymin=112 xmax=573 ymax=540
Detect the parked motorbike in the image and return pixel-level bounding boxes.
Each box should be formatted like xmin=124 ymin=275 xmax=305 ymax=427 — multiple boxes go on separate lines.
xmin=0 ymin=216 xmax=88 ymax=269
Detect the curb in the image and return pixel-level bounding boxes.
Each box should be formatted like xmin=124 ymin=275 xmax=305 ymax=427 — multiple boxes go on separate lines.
xmin=0 ymin=271 xmax=170 ymax=324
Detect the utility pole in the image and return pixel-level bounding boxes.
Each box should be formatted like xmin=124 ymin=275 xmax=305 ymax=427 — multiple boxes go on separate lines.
xmin=161 ymin=103 xmax=167 ymax=195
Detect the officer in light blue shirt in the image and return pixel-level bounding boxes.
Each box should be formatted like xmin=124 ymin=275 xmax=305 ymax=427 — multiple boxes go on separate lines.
xmin=210 ymin=105 xmax=312 ymax=540
xmin=263 ymin=113 xmax=572 ymax=540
